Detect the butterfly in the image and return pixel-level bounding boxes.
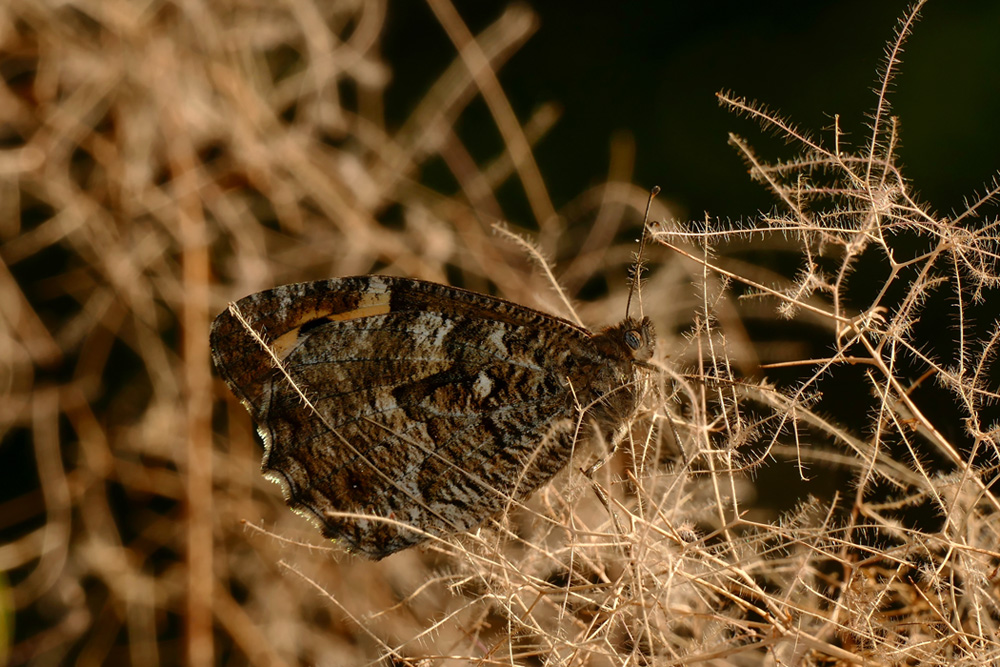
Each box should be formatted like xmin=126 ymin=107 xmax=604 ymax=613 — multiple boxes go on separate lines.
xmin=211 ymin=185 xmax=662 ymax=560
xmin=210 ymin=274 xmax=655 ymax=559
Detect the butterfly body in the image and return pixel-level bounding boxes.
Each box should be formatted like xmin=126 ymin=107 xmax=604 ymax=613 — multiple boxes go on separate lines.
xmin=211 ymin=275 xmax=654 ymax=559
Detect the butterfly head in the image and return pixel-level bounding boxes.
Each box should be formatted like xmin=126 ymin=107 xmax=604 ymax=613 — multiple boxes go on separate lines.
xmin=595 ymin=316 xmax=656 ymax=367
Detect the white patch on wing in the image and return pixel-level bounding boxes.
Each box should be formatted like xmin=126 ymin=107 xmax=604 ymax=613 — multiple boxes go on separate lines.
xmin=425 ymin=315 xmax=453 ymax=348
xmin=485 ymin=325 xmax=508 ymax=355
xmin=373 ymin=390 xmax=399 ymax=416
xmin=367 ymin=275 xmax=389 ymax=293
xmin=472 ymin=372 xmax=493 ymax=399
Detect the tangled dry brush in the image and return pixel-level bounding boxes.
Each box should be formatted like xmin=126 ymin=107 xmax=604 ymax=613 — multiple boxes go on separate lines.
xmin=2 ymin=0 xmax=999 ymax=664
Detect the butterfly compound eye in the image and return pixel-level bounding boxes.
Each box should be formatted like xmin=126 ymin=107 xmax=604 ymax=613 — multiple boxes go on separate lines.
xmin=624 ymin=330 xmax=642 ymax=350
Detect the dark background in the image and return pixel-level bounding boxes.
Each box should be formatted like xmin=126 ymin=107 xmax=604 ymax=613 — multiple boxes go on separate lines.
xmin=385 ymin=1 xmax=1000 ymax=225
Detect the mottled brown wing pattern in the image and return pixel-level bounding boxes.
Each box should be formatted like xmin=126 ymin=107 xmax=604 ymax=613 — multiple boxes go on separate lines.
xmin=210 ymin=275 xmax=655 ymax=559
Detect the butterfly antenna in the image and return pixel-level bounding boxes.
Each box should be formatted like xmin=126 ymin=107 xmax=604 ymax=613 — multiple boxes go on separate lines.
xmin=625 ymin=185 xmax=659 ymax=319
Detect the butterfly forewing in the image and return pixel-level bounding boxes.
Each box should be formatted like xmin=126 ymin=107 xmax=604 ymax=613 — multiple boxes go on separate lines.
xmin=211 ymin=275 xmax=654 ymax=559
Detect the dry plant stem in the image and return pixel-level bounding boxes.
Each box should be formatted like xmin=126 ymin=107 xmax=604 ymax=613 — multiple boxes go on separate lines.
xmin=167 ymin=104 xmax=215 ymax=666
xmin=866 ymin=1 xmax=928 ymax=187
xmin=21 ymin=390 xmax=70 ymax=608
xmin=492 ymin=223 xmax=584 ymax=326
xmin=560 ymin=137 xmax=639 ymax=291
xmin=426 ymin=0 xmax=559 ymax=240
xmin=279 ymin=560 xmax=402 ymax=662
xmin=210 ymin=591 xmax=290 ymax=667
xmin=0 ymin=257 xmax=61 ymax=365
xmin=694 ymin=248 xmax=741 ymax=540
xmin=656 ymin=236 xmax=853 ymax=327
xmin=391 ymin=5 xmax=536 ymax=163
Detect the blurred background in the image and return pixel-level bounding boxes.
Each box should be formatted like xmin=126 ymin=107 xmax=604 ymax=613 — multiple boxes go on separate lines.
xmin=2 ymin=0 xmax=998 ymax=664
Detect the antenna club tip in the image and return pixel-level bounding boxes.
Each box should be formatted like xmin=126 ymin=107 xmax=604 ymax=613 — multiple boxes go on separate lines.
xmin=650 ymin=185 xmax=661 ymax=196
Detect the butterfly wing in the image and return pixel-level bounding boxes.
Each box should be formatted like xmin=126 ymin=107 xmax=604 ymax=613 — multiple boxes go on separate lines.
xmin=210 ymin=276 xmax=603 ymax=558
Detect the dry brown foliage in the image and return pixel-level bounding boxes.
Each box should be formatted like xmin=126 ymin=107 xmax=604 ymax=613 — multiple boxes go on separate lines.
xmin=2 ymin=0 xmax=999 ymax=665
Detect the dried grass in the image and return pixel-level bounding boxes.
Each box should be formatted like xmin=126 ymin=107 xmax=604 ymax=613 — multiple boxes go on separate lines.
xmin=2 ymin=0 xmax=999 ymax=665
